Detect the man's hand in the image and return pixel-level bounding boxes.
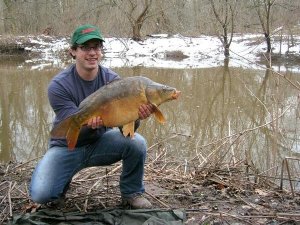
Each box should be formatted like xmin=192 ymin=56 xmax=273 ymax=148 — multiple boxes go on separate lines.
xmin=138 ymin=104 xmax=154 ymax=120
xmin=87 ymin=116 xmax=103 ymax=129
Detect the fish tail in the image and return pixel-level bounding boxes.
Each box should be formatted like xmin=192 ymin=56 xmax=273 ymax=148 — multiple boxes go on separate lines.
xmin=50 ymin=116 xmax=81 ymax=150
xmin=50 ymin=117 xmax=73 ymax=138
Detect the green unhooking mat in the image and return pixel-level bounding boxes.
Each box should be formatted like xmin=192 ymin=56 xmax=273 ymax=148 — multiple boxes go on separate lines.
xmin=8 ymin=208 xmax=186 ymax=225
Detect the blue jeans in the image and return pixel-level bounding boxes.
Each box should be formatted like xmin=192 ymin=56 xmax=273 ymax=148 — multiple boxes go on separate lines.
xmin=30 ymin=130 xmax=147 ymax=204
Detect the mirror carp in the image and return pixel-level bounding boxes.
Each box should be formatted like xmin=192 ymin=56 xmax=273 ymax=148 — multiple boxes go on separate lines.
xmin=50 ymin=76 xmax=181 ymax=150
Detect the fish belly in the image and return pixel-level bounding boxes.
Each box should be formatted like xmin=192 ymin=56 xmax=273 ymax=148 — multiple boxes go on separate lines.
xmin=97 ymin=95 xmax=147 ymax=127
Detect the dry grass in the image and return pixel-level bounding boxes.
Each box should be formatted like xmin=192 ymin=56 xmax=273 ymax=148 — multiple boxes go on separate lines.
xmin=1 ymin=135 xmax=300 ymax=224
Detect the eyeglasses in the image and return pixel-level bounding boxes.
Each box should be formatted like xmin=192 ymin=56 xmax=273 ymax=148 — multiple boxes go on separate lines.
xmin=78 ymin=45 xmax=103 ymax=52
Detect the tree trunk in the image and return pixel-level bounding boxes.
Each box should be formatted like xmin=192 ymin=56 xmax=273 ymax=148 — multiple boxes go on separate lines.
xmin=210 ymin=0 xmax=236 ymax=58
xmin=132 ymin=22 xmax=142 ymax=41
xmin=265 ymin=32 xmax=271 ymax=53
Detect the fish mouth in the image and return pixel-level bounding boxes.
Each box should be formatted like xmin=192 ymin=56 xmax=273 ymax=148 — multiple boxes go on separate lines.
xmin=172 ymin=90 xmax=181 ymax=99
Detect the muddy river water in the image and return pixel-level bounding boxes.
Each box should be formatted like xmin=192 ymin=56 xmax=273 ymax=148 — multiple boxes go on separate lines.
xmin=1 ymin=57 xmax=300 ymax=189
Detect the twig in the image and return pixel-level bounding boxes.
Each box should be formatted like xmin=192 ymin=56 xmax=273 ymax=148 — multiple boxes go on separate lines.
xmin=230 ymin=50 xmax=300 ymax=91
xmin=148 ymin=134 xmax=178 ymax=151
xmin=280 ymin=157 xmax=300 ymax=197
xmin=8 ymin=182 xmax=12 ymax=217
xmin=74 ymin=203 xmax=82 ymax=211
xmin=204 ymin=211 xmax=300 ymax=219
xmin=170 ymin=132 xmax=192 ymax=137
xmin=196 ymin=104 xmax=291 ymax=152
xmin=146 ymin=148 xmax=167 ymax=168
xmin=83 ymin=164 xmax=122 ymax=211
xmin=145 ymin=191 xmax=170 ymax=208
xmin=228 ymin=120 xmax=236 ymax=165
xmin=12 ymin=157 xmax=41 ymax=170
xmin=236 ymin=195 xmax=260 ymax=212
xmin=0 ymin=205 xmax=8 ymax=224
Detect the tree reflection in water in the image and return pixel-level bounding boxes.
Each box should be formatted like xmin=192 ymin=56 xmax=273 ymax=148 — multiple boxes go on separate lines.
xmin=0 ymin=62 xmax=300 ymax=190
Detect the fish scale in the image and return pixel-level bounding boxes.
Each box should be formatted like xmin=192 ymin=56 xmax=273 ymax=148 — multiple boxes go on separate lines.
xmin=50 ymin=76 xmax=181 ymax=150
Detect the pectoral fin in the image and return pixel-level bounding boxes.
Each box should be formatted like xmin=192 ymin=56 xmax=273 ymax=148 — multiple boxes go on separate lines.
xmin=122 ymin=121 xmax=135 ymax=138
xmin=152 ymin=105 xmax=166 ymax=124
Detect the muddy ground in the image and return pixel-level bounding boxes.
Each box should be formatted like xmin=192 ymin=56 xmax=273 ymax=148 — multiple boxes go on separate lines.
xmin=1 ymin=157 xmax=300 ymax=225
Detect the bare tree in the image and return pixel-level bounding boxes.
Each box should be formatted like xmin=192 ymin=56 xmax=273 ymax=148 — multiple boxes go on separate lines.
xmin=0 ymin=0 xmax=300 ymax=37
xmin=210 ymin=0 xmax=237 ymax=57
xmin=2 ymin=0 xmax=16 ymax=33
xmin=113 ymin=0 xmax=153 ymax=41
xmin=252 ymin=0 xmax=276 ymax=53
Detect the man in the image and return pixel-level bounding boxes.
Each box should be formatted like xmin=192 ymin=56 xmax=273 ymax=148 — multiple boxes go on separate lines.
xmin=30 ymin=24 xmax=153 ymax=209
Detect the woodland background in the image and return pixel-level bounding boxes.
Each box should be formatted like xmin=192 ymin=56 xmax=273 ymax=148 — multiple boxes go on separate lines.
xmin=0 ymin=0 xmax=300 ymax=40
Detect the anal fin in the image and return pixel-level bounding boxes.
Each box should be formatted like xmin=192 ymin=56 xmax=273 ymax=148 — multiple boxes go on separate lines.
xmin=122 ymin=121 xmax=135 ymax=138
xmin=66 ymin=123 xmax=81 ymax=150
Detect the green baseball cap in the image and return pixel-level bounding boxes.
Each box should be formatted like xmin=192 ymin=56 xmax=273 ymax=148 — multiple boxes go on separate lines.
xmin=71 ymin=24 xmax=105 ymax=45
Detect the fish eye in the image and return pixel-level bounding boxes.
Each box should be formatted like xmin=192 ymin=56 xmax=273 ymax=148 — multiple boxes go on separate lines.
xmin=163 ymin=85 xmax=172 ymax=92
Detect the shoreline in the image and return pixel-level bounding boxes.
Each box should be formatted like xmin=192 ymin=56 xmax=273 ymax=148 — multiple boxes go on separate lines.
xmin=0 ymin=34 xmax=299 ymax=71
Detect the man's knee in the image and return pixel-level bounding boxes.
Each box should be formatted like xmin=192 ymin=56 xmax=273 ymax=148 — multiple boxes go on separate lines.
xmin=30 ymin=186 xmax=52 ymax=204
xmin=130 ymin=133 xmax=147 ymax=156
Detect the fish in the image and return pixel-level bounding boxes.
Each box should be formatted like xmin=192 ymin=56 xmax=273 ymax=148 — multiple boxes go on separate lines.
xmin=50 ymin=76 xmax=181 ymax=150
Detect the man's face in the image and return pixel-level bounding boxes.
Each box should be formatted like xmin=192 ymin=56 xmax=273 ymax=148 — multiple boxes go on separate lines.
xmin=71 ymin=39 xmax=103 ymax=72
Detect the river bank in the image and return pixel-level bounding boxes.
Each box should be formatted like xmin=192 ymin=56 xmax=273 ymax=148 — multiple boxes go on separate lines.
xmin=0 ymin=33 xmax=300 ymax=71
xmin=1 ymin=155 xmax=300 ymax=224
